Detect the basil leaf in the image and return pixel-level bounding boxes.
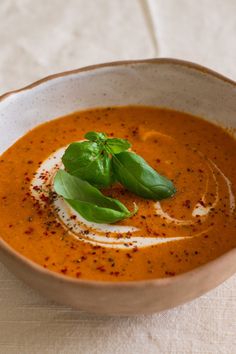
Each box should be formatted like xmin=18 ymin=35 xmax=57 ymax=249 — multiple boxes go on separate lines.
xmin=54 ymin=170 xmax=137 ymax=223
xmin=62 ymin=142 xmax=113 ymax=188
xmin=62 ymin=141 xmax=99 ymax=169
xmin=85 ymin=131 xmax=107 ymax=142
xmin=105 ymin=138 xmax=131 ymax=154
xmin=112 ymin=151 xmax=176 ymax=200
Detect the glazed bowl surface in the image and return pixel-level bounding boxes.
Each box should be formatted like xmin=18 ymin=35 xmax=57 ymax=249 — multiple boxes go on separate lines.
xmin=0 ymin=59 xmax=235 ymax=315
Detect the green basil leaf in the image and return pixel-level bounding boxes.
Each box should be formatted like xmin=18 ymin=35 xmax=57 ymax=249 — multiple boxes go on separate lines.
xmin=54 ymin=170 xmax=137 ymax=223
xmin=85 ymin=131 xmax=107 ymax=142
xmin=62 ymin=142 xmax=113 ymax=188
xmin=105 ymin=138 xmax=131 ymax=154
xmin=62 ymin=141 xmax=100 ymax=168
xmin=112 ymin=151 xmax=176 ymax=200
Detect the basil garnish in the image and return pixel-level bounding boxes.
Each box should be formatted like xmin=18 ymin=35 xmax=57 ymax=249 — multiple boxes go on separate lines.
xmin=105 ymin=138 xmax=131 ymax=154
xmin=112 ymin=151 xmax=176 ymax=200
xmin=54 ymin=170 xmax=137 ymax=223
xmin=54 ymin=131 xmax=176 ymax=224
xmin=62 ymin=141 xmax=113 ymax=188
xmin=62 ymin=132 xmax=131 ymax=188
xmin=85 ymin=131 xmax=107 ymax=142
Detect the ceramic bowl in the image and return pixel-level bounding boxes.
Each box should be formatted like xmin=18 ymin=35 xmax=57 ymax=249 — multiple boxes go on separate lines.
xmin=0 ymin=59 xmax=235 ymax=315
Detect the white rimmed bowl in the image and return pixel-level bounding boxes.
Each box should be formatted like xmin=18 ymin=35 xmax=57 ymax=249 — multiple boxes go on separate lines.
xmin=0 ymin=59 xmax=235 ymax=315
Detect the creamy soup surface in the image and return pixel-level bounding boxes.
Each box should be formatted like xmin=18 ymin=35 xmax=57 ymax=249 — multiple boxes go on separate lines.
xmin=0 ymin=106 xmax=235 ymax=281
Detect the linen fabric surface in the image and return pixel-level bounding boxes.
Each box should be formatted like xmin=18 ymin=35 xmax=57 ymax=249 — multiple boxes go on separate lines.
xmin=0 ymin=1 xmax=235 ymax=353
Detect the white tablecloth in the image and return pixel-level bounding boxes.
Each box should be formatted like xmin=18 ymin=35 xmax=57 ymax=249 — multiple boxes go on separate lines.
xmin=0 ymin=1 xmax=235 ymax=353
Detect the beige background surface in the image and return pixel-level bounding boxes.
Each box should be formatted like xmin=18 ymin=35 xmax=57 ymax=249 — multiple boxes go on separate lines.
xmin=0 ymin=1 xmax=235 ymax=353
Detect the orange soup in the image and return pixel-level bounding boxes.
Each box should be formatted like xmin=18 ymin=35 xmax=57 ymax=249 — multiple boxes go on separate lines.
xmin=0 ymin=106 xmax=235 ymax=281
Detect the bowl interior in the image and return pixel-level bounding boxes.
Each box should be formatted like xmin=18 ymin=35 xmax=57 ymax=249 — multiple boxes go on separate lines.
xmin=0 ymin=60 xmax=236 ymax=155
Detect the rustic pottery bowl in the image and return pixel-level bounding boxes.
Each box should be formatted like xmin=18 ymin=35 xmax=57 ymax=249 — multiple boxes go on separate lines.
xmin=0 ymin=59 xmax=235 ymax=315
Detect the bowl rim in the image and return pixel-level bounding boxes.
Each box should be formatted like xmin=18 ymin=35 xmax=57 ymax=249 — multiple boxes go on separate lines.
xmin=0 ymin=57 xmax=235 ymax=288
xmin=1 ymin=57 xmax=236 ymax=103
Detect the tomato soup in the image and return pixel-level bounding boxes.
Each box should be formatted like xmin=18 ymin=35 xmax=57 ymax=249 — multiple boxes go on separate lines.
xmin=0 ymin=106 xmax=235 ymax=281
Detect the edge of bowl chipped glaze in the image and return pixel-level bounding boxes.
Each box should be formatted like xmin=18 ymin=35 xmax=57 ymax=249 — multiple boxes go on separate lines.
xmin=0 ymin=58 xmax=235 ymax=315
